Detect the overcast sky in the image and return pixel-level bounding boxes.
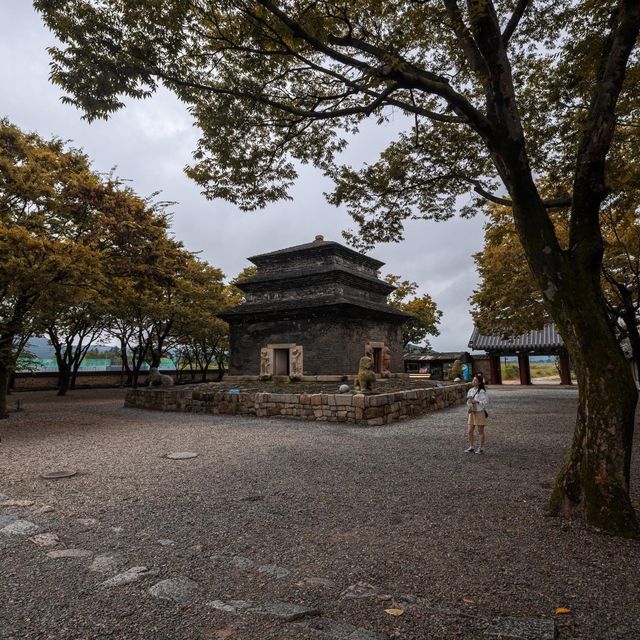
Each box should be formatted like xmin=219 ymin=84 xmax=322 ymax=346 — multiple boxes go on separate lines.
xmin=1 ymin=2 xmax=487 ymax=352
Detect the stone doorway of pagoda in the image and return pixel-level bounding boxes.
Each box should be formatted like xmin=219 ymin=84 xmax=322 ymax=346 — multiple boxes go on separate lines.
xmin=260 ymin=344 xmax=304 ymax=379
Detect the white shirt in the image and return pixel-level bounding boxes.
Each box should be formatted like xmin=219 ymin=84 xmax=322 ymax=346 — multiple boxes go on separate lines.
xmin=466 ymin=388 xmax=488 ymax=412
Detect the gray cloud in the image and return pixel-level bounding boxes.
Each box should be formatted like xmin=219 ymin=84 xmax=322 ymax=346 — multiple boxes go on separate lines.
xmin=1 ymin=3 xmax=486 ymax=352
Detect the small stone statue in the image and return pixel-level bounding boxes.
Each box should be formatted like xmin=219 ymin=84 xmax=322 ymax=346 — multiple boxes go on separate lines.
xmin=354 ymin=356 xmax=376 ymax=392
xmin=148 ymin=367 xmax=174 ymax=387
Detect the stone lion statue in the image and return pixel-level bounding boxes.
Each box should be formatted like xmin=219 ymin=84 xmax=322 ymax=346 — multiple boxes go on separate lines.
xmin=148 ymin=367 xmax=174 ymax=387
xmin=354 ymin=356 xmax=376 ymax=392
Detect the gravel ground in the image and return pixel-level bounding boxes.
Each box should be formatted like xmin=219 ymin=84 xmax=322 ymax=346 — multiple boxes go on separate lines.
xmin=0 ymin=386 xmax=638 ymax=640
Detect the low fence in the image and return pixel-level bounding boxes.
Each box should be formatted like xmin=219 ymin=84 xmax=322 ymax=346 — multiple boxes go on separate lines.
xmin=124 ymin=383 xmax=471 ymax=426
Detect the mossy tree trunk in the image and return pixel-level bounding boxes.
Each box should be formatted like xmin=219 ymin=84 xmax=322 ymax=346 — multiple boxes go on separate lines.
xmin=548 ymin=287 xmax=638 ymax=535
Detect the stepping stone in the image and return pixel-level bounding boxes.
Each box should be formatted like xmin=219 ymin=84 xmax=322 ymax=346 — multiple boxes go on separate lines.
xmin=29 ymin=533 xmax=60 ymax=547
xmin=485 ymin=617 xmax=557 ymax=640
xmin=0 ymin=499 xmax=34 ymax=508
xmin=298 ymin=617 xmax=388 ymax=639
xmin=229 ymin=556 xmax=255 ymax=570
xmin=207 ymin=599 xmax=319 ymax=622
xmin=340 ymin=582 xmax=379 ymax=599
xmin=208 ymin=599 xmax=254 ymax=614
xmin=40 ymin=470 xmax=77 ymax=480
xmin=298 ymin=577 xmax=335 ymax=588
xmin=157 ymin=539 xmax=176 ymax=547
xmin=31 ymin=505 xmax=55 ymax=514
xmin=89 ymin=554 xmax=124 ymax=574
xmin=257 ymin=564 xmax=290 ymax=579
xmin=149 ymin=577 xmax=198 ymax=603
xmin=77 ymin=518 xmax=98 ymax=526
xmin=166 ymin=452 xmax=198 ymax=460
xmin=0 ymin=515 xmax=19 ymax=528
xmin=46 ymin=549 xmax=93 ymax=559
xmin=0 ymin=520 xmax=40 ymax=536
xmin=101 ymin=566 xmax=154 ymax=588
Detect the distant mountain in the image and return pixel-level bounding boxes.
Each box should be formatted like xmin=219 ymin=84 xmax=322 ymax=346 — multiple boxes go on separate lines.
xmin=23 ymin=337 xmax=117 ymax=360
xmin=24 ymin=337 xmax=54 ymax=359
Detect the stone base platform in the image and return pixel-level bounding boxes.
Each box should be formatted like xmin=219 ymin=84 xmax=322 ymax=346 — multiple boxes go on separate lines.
xmin=124 ymin=383 xmax=470 ymax=426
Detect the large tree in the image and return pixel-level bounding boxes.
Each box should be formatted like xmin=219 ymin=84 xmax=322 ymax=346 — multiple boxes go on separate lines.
xmin=0 ymin=119 xmax=102 ymax=417
xmin=35 ymin=0 xmax=640 ymax=536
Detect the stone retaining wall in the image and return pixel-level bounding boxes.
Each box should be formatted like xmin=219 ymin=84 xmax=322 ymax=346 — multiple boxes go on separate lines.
xmin=124 ymin=383 xmax=470 ymax=426
xmin=12 ymin=370 xmax=219 ymax=391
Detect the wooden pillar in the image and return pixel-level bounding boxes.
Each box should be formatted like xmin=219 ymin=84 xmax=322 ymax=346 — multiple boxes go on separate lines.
xmin=489 ymin=354 xmax=502 ymax=385
xmin=518 ymin=353 xmax=532 ymax=385
xmin=559 ymin=352 xmax=571 ymax=385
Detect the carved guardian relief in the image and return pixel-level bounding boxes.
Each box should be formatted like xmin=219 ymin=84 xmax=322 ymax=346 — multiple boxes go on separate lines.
xmin=260 ymin=347 xmax=271 ymax=379
xmin=381 ymin=345 xmax=392 ymax=378
xmin=290 ymin=345 xmax=304 ymax=377
xmin=364 ymin=341 xmax=391 ymax=377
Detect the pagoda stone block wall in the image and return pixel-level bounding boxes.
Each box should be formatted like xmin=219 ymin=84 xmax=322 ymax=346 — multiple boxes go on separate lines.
xmin=229 ymin=316 xmax=404 ymax=376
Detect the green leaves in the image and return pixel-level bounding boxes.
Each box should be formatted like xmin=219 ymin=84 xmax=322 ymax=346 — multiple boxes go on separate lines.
xmin=385 ymin=273 xmax=443 ymax=348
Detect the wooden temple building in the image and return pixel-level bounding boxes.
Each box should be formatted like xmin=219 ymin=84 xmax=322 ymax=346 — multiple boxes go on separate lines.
xmin=468 ymin=324 xmax=571 ymax=385
xmin=219 ymin=236 xmax=410 ymax=380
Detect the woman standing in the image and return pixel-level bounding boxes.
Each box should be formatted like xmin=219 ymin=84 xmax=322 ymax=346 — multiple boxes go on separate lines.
xmin=465 ymin=374 xmax=489 ymax=454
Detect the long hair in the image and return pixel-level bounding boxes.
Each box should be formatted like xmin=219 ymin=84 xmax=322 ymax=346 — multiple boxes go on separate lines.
xmin=474 ymin=373 xmax=486 ymax=391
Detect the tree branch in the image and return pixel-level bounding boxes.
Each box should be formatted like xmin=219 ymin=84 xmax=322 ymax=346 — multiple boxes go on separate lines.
xmin=443 ymin=0 xmax=489 ymax=76
xmin=457 ymin=175 xmax=571 ymax=209
xmin=502 ymin=0 xmax=531 ymax=45
xmin=570 ymin=0 xmax=640 ymax=249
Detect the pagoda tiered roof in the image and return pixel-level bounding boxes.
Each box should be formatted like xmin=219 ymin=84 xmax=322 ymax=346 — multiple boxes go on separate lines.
xmin=220 ymin=236 xmax=409 ymax=322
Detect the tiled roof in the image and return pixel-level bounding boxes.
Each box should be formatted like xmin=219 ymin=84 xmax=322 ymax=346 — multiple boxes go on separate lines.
xmin=248 ymin=237 xmax=385 ymax=269
xmin=219 ymin=296 xmax=410 ymax=321
xmin=468 ymin=324 xmax=565 ymax=352
xmin=403 ymin=351 xmax=469 ymax=361
xmin=236 ymin=264 xmax=395 ymax=293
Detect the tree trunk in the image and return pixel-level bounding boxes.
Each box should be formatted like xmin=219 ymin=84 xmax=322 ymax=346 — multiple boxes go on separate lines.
xmin=52 ymin=347 xmax=71 ymax=397
xmin=120 ymin=339 xmax=133 ymax=385
xmin=57 ymin=367 xmax=70 ymax=397
xmin=546 ymin=277 xmax=638 ymax=536
xmin=0 ymin=362 xmax=9 ymax=420
xmin=215 ymin=355 xmax=226 ymax=381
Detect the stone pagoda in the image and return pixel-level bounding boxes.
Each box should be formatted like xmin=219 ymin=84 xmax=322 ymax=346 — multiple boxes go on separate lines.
xmin=219 ymin=236 xmax=410 ymax=380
